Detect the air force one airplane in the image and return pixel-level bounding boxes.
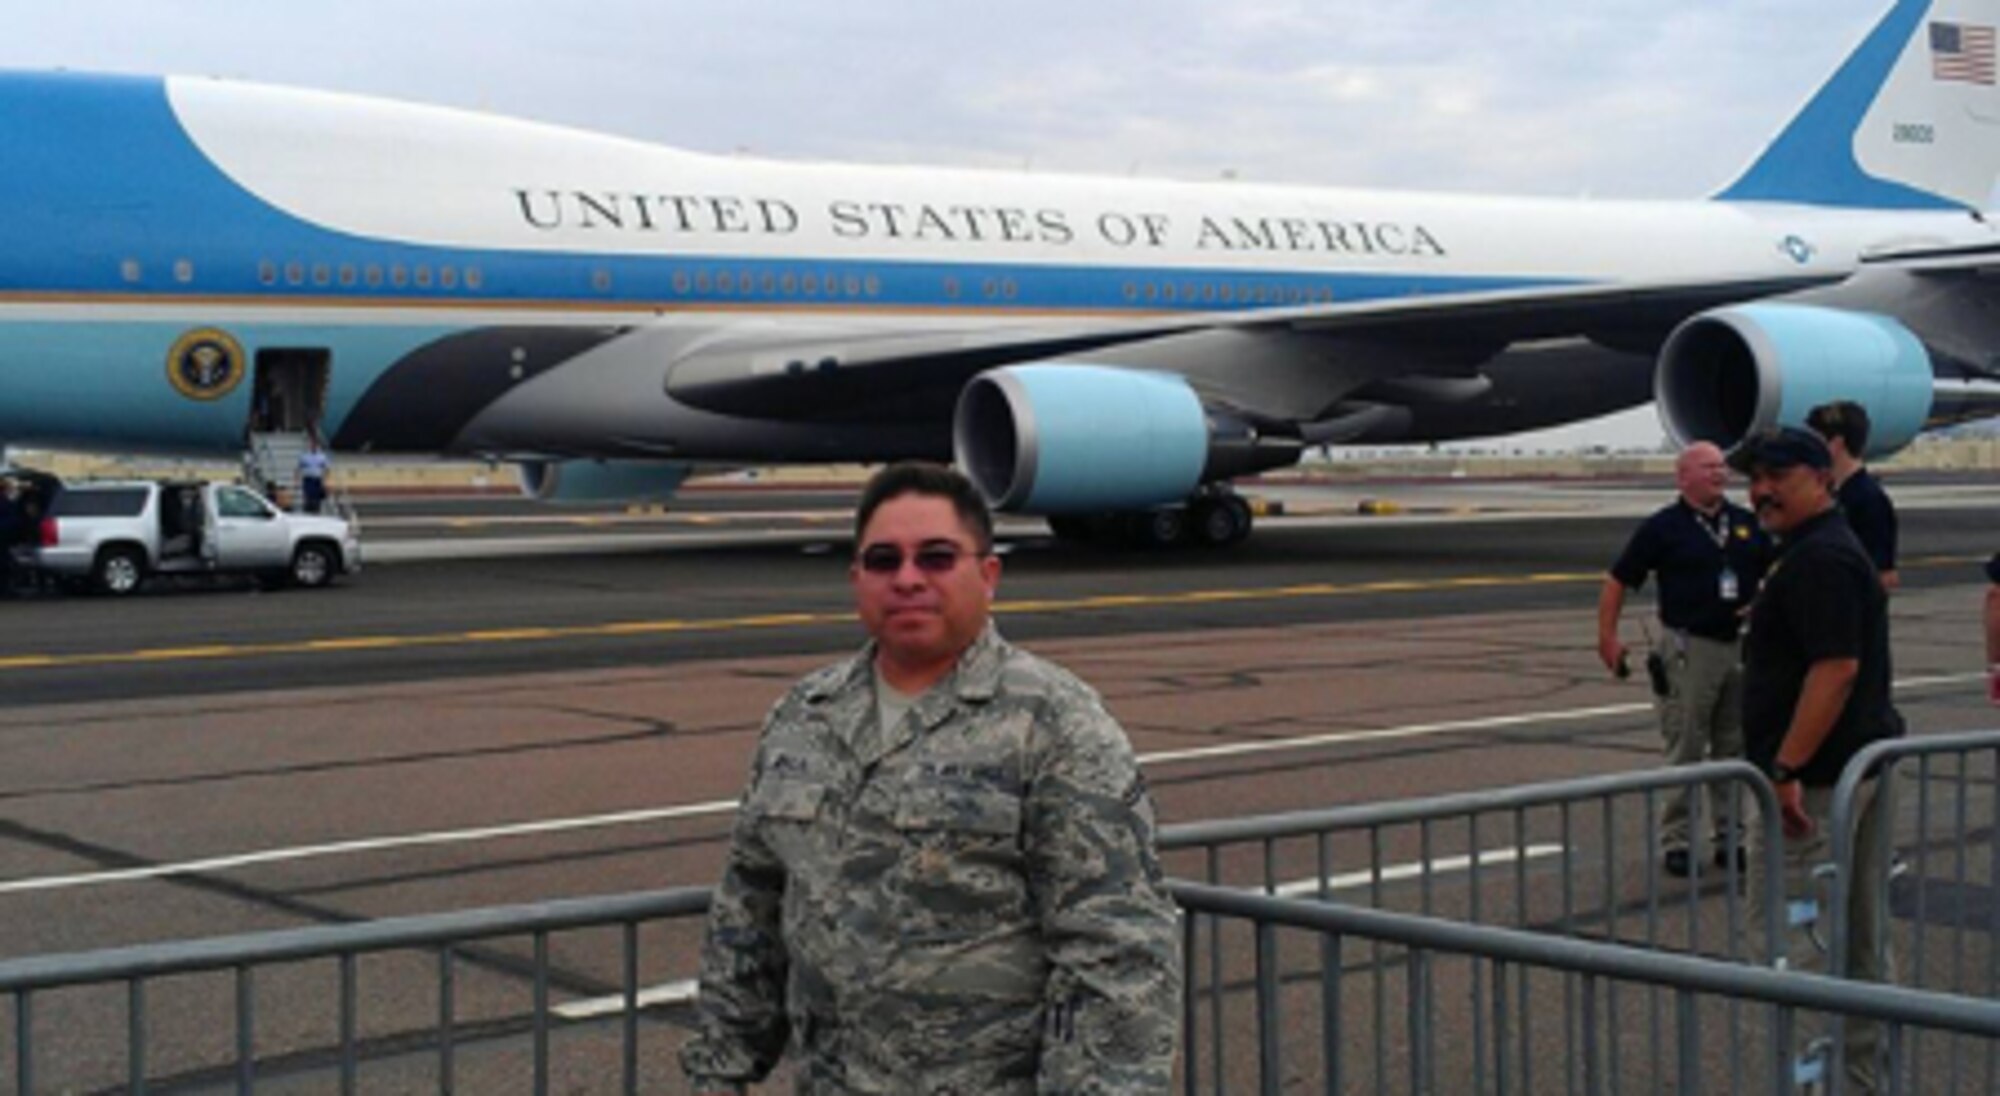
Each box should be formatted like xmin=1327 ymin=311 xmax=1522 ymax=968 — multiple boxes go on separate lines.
xmin=4 ymin=0 xmax=2000 ymax=545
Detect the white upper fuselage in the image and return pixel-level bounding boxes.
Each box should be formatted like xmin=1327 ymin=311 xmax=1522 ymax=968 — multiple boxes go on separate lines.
xmin=164 ymin=76 xmax=1988 ymax=298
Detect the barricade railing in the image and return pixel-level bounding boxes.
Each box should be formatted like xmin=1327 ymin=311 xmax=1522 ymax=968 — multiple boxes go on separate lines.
xmin=1173 ymin=880 xmax=2000 ymax=1096
xmin=0 ymin=888 xmax=712 ymax=1095
xmin=1159 ymin=762 xmax=1785 ymax=962
xmin=1826 ymin=728 xmax=2000 ymax=1094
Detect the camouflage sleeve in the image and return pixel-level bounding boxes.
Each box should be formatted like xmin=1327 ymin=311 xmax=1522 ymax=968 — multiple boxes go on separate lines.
xmin=1026 ymin=692 xmax=1182 ymax=1094
xmin=679 ymin=725 xmax=792 ymax=1090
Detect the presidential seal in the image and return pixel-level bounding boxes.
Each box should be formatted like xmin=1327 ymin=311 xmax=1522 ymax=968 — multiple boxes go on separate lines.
xmin=165 ymin=328 xmax=246 ymax=401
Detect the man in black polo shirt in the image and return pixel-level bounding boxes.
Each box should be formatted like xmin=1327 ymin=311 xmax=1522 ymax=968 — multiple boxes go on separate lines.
xmin=1734 ymin=425 xmax=1903 ymax=1091
xmin=1598 ymin=441 xmax=1770 ymax=877
xmin=1806 ymin=400 xmax=1898 ymax=591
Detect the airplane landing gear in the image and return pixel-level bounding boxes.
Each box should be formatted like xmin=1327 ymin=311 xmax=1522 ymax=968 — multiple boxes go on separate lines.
xmin=1043 ymin=486 xmax=1254 ymax=550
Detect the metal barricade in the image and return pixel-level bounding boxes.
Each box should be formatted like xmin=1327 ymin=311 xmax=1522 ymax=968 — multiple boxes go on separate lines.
xmin=1173 ymin=880 xmax=2000 ymax=1096
xmin=1827 ymin=729 xmax=2000 ymax=1094
xmin=0 ymin=888 xmax=711 ymax=1095
xmin=1160 ymin=762 xmax=1786 ymax=961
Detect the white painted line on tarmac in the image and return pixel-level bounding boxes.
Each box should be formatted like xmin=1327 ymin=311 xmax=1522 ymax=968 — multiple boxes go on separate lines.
xmin=554 ymin=845 xmax=1570 ymax=1020
xmin=0 ymin=800 xmax=738 ymax=896
xmin=1270 ymin=843 xmax=1566 ymax=898
xmin=1139 ymin=670 xmax=1988 ymax=766
xmin=0 ymin=671 xmax=1981 ymax=897
xmin=1137 ymin=703 xmax=1650 ymax=765
xmin=554 ymin=978 xmax=700 ymax=1020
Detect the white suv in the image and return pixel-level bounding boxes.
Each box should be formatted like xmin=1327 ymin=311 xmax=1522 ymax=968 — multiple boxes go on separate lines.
xmin=31 ymin=480 xmax=361 ymax=595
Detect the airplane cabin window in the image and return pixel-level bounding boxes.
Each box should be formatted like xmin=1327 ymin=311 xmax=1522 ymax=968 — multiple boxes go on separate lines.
xmin=120 ymin=259 xmax=142 ymax=284
xmin=285 ymin=262 xmax=305 ymax=286
xmin=258 ymin=261 xmax=277 ymax=286
xmin=391 ymin=265 xmax=408 ymax=287
xmin=465 ymin=267 xmax=483 ymax=290
xmin=439 ymin=266 xmax=458 ymax=289
xmin=365 ymin=265 xmax=384 ymax=288
xmin=864 ymin=275 xmax=881 ymax=297
xmin=338 ymin=264 xmax=357 ymax=287
xmin=673 ymin=272 xmax=692 ymax=294
xmin=312 ymin=264 xmax=331 ymax=287
xmin=174 ymin=260 xmax=194 ymax=285
xmin=781 ymin=273 xmax=797 ymax=295
xmin=716 ymin=272 xmax=734 ymax=294
xmin=415 ymin=266 xmax=434 ymax=288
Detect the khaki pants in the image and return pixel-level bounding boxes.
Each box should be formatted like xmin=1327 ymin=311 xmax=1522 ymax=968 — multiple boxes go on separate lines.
xmin=1751 ymin=778 xmax=1894 ymax=1092
xmin=1654 ymin=633 xmax=1746 ymax=853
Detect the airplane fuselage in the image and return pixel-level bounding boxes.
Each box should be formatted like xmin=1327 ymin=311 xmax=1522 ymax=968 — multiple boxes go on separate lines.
xmin=0 ymin=72 xmax=1993 ymax=466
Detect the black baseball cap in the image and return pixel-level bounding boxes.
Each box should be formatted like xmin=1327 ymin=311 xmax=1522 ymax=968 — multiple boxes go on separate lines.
xmin=1726 ymin=426 xmax=1832 ymax=474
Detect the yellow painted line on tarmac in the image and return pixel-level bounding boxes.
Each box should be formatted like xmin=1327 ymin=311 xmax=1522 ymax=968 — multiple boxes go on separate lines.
xmin=0 ymin=554 xmax=1986 ymax=673
xmin=0 ymin=568 xmax=1600 ymax=674
xmin=303 ymin=636 xmax=410 ymax=651
xmin=461 ymin=628 xmax=562 ymax=642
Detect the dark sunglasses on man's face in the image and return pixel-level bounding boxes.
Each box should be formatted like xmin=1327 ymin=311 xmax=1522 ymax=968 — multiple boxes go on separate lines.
xmin=856 ymin=543 xmax=977 ymax=575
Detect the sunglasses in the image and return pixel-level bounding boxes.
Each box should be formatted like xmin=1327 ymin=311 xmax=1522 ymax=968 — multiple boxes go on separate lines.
xmin=856 ymin=543 xmax=980 ymax=575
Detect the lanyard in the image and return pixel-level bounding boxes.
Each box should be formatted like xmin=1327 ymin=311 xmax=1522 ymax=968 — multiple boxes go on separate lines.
xmin=1693 ymin=508 xmax=1730 ymax=551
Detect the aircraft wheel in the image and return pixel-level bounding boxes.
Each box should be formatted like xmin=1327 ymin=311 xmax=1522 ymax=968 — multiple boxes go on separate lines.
xmin=1193 ymin=499 xmax=1238 ymax=546
xmin=1222 ymin=495 xmax=1254 ymax=544
xmin=93 ymin=547 xmax=146 ymax=597
xmin=1133 ymin=508 xmax=1188 ymax=548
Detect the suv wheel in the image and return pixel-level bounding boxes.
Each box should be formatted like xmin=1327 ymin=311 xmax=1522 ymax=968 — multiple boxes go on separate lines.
xmin=94 ymin=547 xmax=145 ymax=597
xmin=290 ymin=543 xmax=336 ymax=589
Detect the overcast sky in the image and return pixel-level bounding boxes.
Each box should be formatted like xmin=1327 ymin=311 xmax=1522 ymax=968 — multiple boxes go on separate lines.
xmin=7 ymin=1 xmax=1892 ymax=200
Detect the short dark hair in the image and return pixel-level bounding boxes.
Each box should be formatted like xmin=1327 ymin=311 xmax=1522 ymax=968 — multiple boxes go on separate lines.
xmin=1805 ymin=400 xmax=1871 ymax=455
xmin=854 ymin=462 xmax=994 ymax=553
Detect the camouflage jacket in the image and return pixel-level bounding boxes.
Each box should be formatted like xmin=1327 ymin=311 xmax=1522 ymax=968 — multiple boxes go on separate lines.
xmin=681 ymin=624 xmax=1181 ymax=1094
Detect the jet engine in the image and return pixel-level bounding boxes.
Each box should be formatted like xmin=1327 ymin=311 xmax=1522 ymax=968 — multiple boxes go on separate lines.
xmin=953 ymin=364 xmax=1301 ymax=513
xmin=517 ymin=459 xmax=693 ymax=504
xmin=1654 ymin=303 xmax=1933 ymax=459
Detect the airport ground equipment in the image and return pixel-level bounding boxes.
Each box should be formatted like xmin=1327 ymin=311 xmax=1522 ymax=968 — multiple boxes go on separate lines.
xmin=29 ymin=479 xmax=360 ymax=595
xmin=0 ymin=748 xmax=1991 ymax=1091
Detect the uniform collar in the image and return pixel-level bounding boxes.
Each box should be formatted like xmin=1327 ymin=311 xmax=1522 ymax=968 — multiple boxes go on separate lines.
xmin=805 ymin=621 xmax=1007 ymax=706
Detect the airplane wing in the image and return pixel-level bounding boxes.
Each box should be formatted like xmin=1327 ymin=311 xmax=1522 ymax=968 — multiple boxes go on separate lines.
xmin=663 ymin=271 xmax=1841 ymax=422
xmin=1859 ymin=238 xmax=2000 ymax=274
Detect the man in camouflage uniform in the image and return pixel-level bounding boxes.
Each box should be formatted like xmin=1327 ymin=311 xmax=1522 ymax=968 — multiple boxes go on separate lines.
xmin=682 ymin=461 xmax=1181 ymax=1095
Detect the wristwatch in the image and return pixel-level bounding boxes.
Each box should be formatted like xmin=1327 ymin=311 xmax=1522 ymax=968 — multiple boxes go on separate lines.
xmin=1771 ymin=762 xmax=1802 ymax=784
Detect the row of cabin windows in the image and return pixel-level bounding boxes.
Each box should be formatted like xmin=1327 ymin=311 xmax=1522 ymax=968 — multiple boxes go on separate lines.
xmin=1124 ymin=281 xmax=1335 ymax=306
xmin=255 ymin=260 xmax=486 ymax=292
xmin=119 ymin=258 xmax=1321 ymax=309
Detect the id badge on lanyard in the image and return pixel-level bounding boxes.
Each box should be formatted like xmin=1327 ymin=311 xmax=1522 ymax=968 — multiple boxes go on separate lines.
xmin=1719 ymin=567 xmax=1739 ymax=602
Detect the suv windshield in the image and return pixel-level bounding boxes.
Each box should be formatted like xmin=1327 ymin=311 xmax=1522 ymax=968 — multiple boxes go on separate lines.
xmin=49 ymin=487 xmax=148 ymax=518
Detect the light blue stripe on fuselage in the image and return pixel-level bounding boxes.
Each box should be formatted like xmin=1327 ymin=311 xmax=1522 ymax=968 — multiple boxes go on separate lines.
xmin=0 ymin=321 xmax=461 ymax=452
